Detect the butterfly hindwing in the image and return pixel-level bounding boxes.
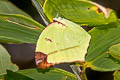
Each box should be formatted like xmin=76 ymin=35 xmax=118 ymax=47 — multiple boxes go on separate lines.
xmin=35 ymin=18 xmax=91 ymax=68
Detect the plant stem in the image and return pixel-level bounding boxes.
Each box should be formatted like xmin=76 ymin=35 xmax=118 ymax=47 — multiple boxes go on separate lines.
xmin=70 ymin=65 xmax=87 ymax=80
xmin=31 ymin=0 xmax=49 ymax=26
xmin=70 ymin=65 xmax=81 ymax=80
xmin=80 ymin=65 xmax=87 ymax=80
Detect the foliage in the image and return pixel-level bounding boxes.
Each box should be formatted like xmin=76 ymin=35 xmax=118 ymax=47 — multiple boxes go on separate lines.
xmin=4 ymin=68 xmax=77 ymax=80
xmin=43 ymin=0 xmax=117 ymax=26
xmin=0 ymin=0 xmax=120 ymax=80
xmin=113 ymin=71 xmax=120 ymax=80
xmin=86 ymin=21 xmax=120 ymax=71
xmin=0 ymin=45 xmax=18 ymax=75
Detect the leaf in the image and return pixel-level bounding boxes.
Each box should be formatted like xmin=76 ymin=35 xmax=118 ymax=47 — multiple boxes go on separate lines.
xmin=0 ymin=1 xmax=44 ymax=43
xmin=43 ymin=0 xmax=117 ymax=26
xmin=0 ymin=0 xmax=45 ymax=43
xmin=4 ymin=68 xmax=77 ymax=80
xmin=0 ymin=18 xmax=41 ymax=43
xmin=108 ymin=43 xmax=120 ymax=60
xmin=113 ymin=71 xmax=120 ymax=80
xmin=0 ymin=0 xmax=30 ymax=16
xmin=85 ymin=20 xmax=120 ymax=71
xmin=0 ymin=44 xmax=18 ymax=75
xmin=0 ymin=14 xmax=44 ymax=31
xmin=35 ymin=18 xmax=91 ymax=69
xmin=4 ymin=70 xmax=33 ymax=80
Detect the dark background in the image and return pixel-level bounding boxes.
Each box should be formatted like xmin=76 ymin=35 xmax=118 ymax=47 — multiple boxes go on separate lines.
xmin=3 ymin=0 xmax=120 ymax=80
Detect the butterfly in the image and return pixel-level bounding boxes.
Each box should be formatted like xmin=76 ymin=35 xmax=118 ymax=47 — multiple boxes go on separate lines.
xmin=35 ymin=18 xmax=91 ymax=69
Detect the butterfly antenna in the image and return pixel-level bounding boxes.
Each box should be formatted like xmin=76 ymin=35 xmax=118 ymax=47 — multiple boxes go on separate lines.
xmin=31 ymin=0 xmax=49 ymax=26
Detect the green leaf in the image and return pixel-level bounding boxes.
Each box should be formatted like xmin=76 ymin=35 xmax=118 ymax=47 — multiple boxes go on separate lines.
xmin=0 ymin=44 xmax=18 ymax=75
xmin=4 ymin=70 xmax=33 ymax=80
xmin=85 ymin=20 xmax=120 ymax=71
xmin=113 ymin=71 xmax=120 ymax=80
xmin=4 ymin=68 xmax=77 ymax=80
xmin=0 ymin=0 xmax=30 ymax=16
xmin=108 ymin=43 xmax=120 ymax=60
xmin=0 ymin=1 xmax=44 ymax=43
xmin=0 ymin=14 xmax=44 ymax=30
xmin=35 ymin=18 xmax=91 ymax=68
xmin=43 ymin=0 xmax=117 ymax=26
xmin=0 ymin=18 xmax=41 ymax=43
